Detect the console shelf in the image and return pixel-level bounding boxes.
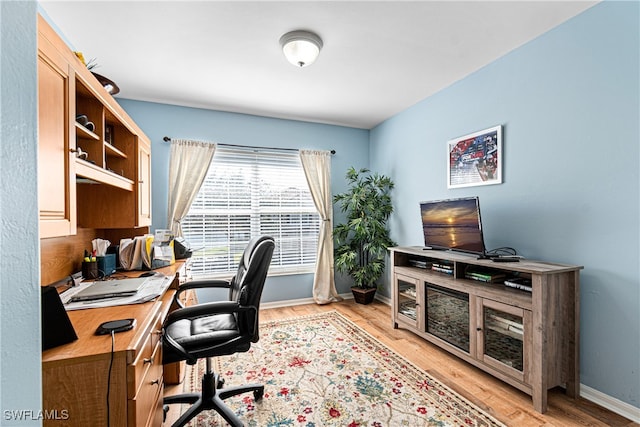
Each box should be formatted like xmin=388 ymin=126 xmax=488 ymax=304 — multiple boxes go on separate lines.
xmin=389 ymin=246 xmax=582 ymax=413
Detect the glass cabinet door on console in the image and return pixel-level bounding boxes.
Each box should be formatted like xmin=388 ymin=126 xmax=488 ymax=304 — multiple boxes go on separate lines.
xmin=476 ymin=298 xmax=531 ymax=383
xmin=426 ymin=284 xmax=470 ymax=353
xmin=394 ymin=274 xmax=424 ymax=331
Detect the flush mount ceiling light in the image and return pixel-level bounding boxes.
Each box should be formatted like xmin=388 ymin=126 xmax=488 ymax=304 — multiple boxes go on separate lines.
xmin=279 ymin=30 xmax=323 ymax=68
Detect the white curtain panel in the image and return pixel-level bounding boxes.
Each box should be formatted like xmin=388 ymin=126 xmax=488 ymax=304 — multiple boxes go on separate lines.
xmin=167 ymin=139 xmax=216 ymax=236
xmin=299 ymin=150 xmax=342 ymax=304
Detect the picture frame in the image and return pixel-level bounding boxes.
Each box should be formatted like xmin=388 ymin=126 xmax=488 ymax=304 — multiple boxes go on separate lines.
xmin=447 ymin=125 xmax=502 ymax=189
xmin=105 ymin=124 xmax=114 ymax=145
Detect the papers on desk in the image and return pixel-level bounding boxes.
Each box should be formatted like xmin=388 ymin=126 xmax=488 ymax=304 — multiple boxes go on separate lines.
xmin=119 ymin=231 xmax=175 ymax=270
xmin=119 ymin=235 xmax=153 ymax=270
xmin=61 ymin=275 xmax=172 ymax=311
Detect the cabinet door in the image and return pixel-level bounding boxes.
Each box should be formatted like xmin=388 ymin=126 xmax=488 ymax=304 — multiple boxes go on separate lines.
xmin=137 ymin=138 xmax=152 ymax=227
xmin=476 ymin=298 xmax=531 ymax=383
xmin=393 ymin=274 xmax=424 ymax=331
xmin=426 ymin=284 xmax=470 ymax=353
xmin=37 ymin=36 xmax=76 ymax=238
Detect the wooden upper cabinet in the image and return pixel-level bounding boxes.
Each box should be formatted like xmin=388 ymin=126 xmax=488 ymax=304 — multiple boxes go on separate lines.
xmin=37 ymin=22 xmax=77 ymax=238
xmin=137 ymin=138 xmax=152 ymax=227
xmin=37 ymin=14 xmax=152 ymax=234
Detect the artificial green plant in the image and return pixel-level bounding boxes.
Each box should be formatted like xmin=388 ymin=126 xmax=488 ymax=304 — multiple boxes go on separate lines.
xmin=333 ymin=167 xmax=396 ymax=289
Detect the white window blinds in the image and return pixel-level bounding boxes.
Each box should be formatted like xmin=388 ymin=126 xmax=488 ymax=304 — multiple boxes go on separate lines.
xmin=181 ymin=146 xmax=320 ymax=278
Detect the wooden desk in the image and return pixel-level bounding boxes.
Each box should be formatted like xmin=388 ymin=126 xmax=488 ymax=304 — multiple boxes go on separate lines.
xmin=42 ymin=261 xmax=188 ymax=427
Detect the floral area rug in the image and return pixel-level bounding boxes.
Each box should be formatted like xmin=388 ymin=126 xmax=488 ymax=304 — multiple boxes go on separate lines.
xmin=183 ymin=311 xmax=505 ymax=427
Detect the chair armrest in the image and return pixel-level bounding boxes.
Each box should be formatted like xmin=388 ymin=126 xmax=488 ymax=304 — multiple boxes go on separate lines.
xmin=178 ymin=279 xmax=232 ymax=291
xmin=174 ymin=279 xmax=232 ymax=308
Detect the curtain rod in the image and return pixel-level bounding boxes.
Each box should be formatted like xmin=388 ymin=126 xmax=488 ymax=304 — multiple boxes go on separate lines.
xmin=162 ymin=136 xmax=335 ymax=155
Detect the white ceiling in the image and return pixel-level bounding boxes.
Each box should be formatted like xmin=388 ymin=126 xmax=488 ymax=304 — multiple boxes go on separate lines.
xmin=40 ymin=1 xmax=598 ymax=129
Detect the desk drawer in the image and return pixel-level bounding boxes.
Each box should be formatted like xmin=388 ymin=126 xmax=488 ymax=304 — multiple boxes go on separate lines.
xmin=128 ymin=341 xmax=163 ymax=427
xmin=128 ymin=310 xmax=163 ymax=398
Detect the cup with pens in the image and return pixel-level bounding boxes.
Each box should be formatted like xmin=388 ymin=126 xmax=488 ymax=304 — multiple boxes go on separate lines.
xmin=82 ymin=250 xmax=99 ymax=279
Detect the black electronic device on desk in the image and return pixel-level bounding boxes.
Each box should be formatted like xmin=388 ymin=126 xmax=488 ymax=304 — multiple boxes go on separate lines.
xmin=492 ymin=256 xmax=521 ymax=263
xmin=174 ymin=237 xmax=193 ymax=259
xmin=41 ymin=285 xmax=78 ymax=350
xmin=96 ymin=318 xmax=136 ymax=335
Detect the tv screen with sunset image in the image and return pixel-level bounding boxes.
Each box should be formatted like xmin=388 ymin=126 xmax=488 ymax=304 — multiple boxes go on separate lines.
xmin=420 ymin=197 xmax=486 ymax=255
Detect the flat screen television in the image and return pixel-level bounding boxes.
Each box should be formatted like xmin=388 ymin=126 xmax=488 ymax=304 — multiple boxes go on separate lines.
xmin=420 ymin=196 xmax=486 ymax=255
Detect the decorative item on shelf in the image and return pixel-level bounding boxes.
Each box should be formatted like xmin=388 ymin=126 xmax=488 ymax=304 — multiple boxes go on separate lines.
xmin=333 ymin=167 xmax=395 ymax=304
xmin=75 ymin=114 xmax=95 ymax=132
xmin=91 ymin=72 xmax=120 ymax=95
xmin=74 ymin=147 xmax=88 ymax=160
xmin=73 ymin=51 xmax=120 ymax=95
xmin=105 ymin=124 xmax=114 ymax=144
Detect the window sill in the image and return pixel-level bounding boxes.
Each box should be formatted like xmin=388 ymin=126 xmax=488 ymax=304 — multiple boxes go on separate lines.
xmin=191 ymin=267 xmax=315 ymax=281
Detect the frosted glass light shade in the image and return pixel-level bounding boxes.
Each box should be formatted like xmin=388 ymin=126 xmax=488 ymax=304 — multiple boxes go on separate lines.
xmin=279 ymin=30 xmax=323 ymax=68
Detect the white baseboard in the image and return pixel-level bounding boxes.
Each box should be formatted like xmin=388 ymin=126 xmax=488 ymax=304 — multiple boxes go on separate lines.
xmin=260 ymin=295 xmax=639 ymax=423
xmin=261 ymin=291 xmax=391 ymax=310
xmin=260 ymin=292 xmax=354 ymax=310
xmin=375 ymin=294 xmax=391 ymax=306
xmin=580 ymin=384 xmax=640 ymax=423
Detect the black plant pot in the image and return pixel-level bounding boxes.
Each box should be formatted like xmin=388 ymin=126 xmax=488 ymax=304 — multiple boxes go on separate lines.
xmin=351 ymin=287 xmax=376 ymax=304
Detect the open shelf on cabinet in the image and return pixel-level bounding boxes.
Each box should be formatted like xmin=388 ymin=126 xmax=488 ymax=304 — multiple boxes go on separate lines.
xmin=75 ymin=158 xmax=134 ymax=191
xmin=74 ymin=122 xmax=100 ymax=140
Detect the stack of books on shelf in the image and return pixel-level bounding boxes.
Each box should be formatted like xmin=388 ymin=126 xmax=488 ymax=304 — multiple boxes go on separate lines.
xmin=399 ymin=301 xmax=417 ymax=320
xmin=431 ymin=262 xmax=453 ymax=275
xmin=464 ymin=269 xmax=506 ymax=283
xmin=486 ymin=313 xmax=524 ymax=337
xmin=408 ymin=259 xmax=431 ymax=269
xmin=503 ymin=277 xmax=532 ymax=292
xmin=399 ymin=286 xmax=416 ymax=298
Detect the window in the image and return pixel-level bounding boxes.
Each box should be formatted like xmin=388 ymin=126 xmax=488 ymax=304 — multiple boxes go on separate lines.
xmin=182 ymin=146 xmax=320 ymax=278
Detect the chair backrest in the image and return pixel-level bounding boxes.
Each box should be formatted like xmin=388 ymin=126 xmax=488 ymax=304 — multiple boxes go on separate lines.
xmin=228 ymin=235 xmax=275 ymax=341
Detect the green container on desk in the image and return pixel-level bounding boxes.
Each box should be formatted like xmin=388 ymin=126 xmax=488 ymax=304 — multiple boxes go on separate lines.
xmin=97 ymin=254 xmax=117 ymax=277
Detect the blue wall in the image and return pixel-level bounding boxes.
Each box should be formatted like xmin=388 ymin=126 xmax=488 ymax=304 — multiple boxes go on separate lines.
xmin=1 ymin=1 xmax=42 ymax=423
xmin=118 ymin=100 xmax=370 ymax=302
xmin=370 ymin=1 xmax=639 ymax=409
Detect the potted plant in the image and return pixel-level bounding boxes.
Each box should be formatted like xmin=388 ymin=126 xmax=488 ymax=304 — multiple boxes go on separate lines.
xmin=333 ymin=167 xmax=396 ymax=304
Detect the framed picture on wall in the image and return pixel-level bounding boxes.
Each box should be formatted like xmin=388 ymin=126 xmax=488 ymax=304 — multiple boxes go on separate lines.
xmin=447 ymin=125 xmax=502 ymax=189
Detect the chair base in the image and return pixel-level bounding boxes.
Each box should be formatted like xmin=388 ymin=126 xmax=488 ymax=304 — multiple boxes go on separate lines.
xmin=164 ymin=370 xmax=264 ymax=427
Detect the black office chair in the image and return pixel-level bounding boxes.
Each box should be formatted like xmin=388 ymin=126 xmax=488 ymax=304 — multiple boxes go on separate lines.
xmin=162 ymin=235 xmax=275 ymax=427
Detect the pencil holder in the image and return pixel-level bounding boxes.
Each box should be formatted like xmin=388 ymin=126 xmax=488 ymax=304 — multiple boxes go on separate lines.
xmin=82 ymin=261 xmax=99 ymax=280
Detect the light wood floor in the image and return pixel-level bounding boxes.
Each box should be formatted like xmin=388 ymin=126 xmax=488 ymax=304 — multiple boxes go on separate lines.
xmin=165 ymin=300 xmax=637 ymax=427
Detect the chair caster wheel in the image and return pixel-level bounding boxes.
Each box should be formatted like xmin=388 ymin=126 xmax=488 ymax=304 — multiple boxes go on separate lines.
xmin=217 ymin=377 xmax=225 ymax=389
xmin=162 ymin=405 xmax=169 ymax=422
xmin=254 ymin=388 xmax=264 ymax=401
